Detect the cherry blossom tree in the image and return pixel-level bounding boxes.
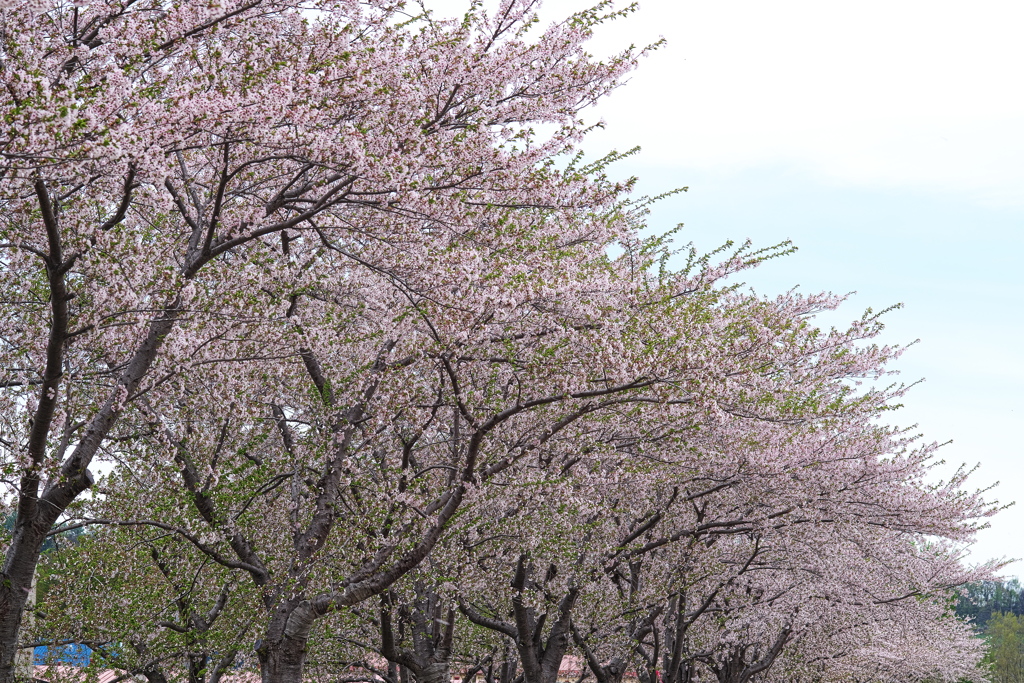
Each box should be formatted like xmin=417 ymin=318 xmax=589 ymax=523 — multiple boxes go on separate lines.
xmin=693 ymin=533 xmax=990 ymax=683
xmin=570 ymin=429 xmax=995 ymax=683
xmin=0 ymin=0 xmax=656 ymax=678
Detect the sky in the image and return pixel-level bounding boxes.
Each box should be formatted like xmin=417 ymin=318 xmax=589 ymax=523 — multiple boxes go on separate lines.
xmin=431 ymin=0 xmax=1024 ymax=574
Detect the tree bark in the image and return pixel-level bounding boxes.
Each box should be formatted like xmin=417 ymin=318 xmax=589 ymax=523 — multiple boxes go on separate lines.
xmin=257 ymin=635 xmax=308 ymax=683
xmin=0 ymin=523 xmax=51 ymax=683
xmin=257 ymin=597 xmax=318 ymax=683
xmin=379 ymin=588 xmax=455 ymax=683
xmin=13 ymin=553 xmax=37 ymax=680
xmin=461 ymin=558 xmax=578 ymax=683
xmin=572 ymin=625 xmax=626 ymax=683
xmin=417 ymin=661 xmax=451 ymax=683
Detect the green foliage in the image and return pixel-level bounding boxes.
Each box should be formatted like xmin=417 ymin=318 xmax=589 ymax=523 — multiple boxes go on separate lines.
xmin=985 ymin=612 xmax=1024 ymax=683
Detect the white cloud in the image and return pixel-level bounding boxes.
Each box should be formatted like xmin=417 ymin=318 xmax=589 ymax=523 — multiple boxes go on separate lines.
xmin=559 ymin=0 xmax=1024 ymax=204
xmin=425 ymin=0 xmax=1024 ymax=202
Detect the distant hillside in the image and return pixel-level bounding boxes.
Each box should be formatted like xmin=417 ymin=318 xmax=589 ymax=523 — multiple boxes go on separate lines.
xmin=957 ymin=580 xmax=1024 ymax=626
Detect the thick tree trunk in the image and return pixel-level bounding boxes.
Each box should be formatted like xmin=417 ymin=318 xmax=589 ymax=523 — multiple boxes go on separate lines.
xmin=0 ymin=524 xmax=48 ymax=683
xmin=416 ymin=661 xmax=451 ymax=683
xmin=13 ymin=571 xmax=36 ymax=681
xmin=258 ymin=637 xmax=308 ymax=683
xmin=514 ymin=595 xmax=576 ymax=683
xmin=573 ymin=624 xmax=630 ymax=683
xmin=258 ymin=598 xmax=317 ymax=683
xmin=521 ymin=636 xmax=569 ymax=683
xmin=0 ymin=589 xmax=31 ymax=683
xmin=459 ymin=561 xmax=576 ymax=683
xmin=189 ymin=655 xmax=205 ymax=683
xmin=379 ymin=587 xmax=456 ymax=683
xmin=131 ymin=640 xmax=172 ymax=683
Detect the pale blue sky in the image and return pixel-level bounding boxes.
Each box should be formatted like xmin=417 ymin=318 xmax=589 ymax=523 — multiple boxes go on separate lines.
xmin=428 ymin=0 xmax=1024 ymax=573
xmin=629 ymin=165 xmax=1024 ymax=574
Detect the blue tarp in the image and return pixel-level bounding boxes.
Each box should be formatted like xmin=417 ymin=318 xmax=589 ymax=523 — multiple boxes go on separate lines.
xmin=34 ymin=644 xmax=91 ymax=666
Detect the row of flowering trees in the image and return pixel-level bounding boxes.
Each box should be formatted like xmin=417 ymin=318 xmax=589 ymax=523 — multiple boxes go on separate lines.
xmin=0 ymin=1 xmax=998 ymax=683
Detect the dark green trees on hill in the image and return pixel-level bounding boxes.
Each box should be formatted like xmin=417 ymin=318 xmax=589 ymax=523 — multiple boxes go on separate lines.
xmin=957 ymin=581 xmax=1024 ymax=683
xmin=958 ymin=580 xmax=1024 ymax=626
